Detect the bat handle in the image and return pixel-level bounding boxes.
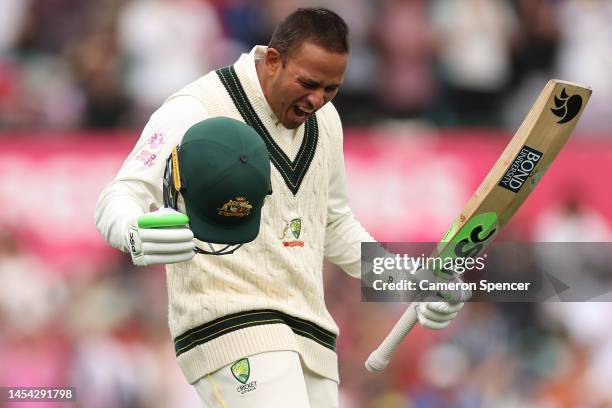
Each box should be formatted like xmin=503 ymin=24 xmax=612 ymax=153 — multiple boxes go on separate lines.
xmin=365 ymin=303 xmax=419 ymax=373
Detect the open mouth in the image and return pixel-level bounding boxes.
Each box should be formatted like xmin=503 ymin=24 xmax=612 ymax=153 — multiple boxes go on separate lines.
xmin=293 ymin=104 xmax=314 ymax=120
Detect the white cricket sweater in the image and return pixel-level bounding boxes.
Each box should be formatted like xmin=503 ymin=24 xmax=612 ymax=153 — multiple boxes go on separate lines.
xmin=95 ymin=46 xmax=374 ymax=384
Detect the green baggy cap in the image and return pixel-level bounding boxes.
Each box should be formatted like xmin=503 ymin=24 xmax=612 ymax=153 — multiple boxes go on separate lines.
xmin=178 ymin=117 xmax=270 ymax=244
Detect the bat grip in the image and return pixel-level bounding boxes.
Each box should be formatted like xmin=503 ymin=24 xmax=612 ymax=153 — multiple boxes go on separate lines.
xmin=365 ymin=303 xmax=419 ymax=373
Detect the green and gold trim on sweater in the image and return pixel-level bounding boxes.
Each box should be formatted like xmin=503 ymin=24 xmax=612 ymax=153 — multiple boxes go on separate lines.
xmin=174 ymin=309 xmax=337 ymax=356
xmin=216 ymin=66 xmax=318 ymax=195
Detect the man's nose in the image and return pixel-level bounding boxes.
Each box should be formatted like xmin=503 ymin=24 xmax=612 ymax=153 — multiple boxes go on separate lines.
xmin=307 ymin=89 xmax=325 ymax=110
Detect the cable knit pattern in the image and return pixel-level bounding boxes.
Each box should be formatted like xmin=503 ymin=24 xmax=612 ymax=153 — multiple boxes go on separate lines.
xmin=164 ymin=51 xmax=343 ymax=384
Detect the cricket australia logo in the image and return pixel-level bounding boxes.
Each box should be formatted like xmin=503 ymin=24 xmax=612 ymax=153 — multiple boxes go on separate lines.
xmin=498 ymin=145 xmax=543 ymax=193
xmin=551 ymin=87 xmax=582 ymax=124
xmin=231 ymin=359 xmax=257 ymax=395
xmin=231 ymin=358 xmax=250 ymax=384
xmin=279 ymin=218 xmax=304 ymax=247
xmin=218 ymin=197 xmax=253 ymax=217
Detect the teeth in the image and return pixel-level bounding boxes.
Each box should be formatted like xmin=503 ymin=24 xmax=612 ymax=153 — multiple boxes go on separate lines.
xmin=297 ymin=106 xmax=313 ymax=114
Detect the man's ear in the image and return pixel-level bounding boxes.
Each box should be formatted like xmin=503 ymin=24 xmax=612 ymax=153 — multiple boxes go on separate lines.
xmin=264 ymin=47 xmax=283 ymax=74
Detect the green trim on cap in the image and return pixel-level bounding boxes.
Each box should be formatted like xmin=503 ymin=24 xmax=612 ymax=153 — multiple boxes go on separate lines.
xmin=174 ymin=309 xmax=337 ymax=356
xmin=216 ymin=66 xmax=318 ymax=195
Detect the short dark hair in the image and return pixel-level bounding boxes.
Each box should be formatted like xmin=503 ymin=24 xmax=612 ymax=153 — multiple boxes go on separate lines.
xmin=268 ymin=8 xmax=350 ymax=62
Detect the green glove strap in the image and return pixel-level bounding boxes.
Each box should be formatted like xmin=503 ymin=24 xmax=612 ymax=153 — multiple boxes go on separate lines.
xmin=138 ymin=213 xmax=189 ymax=228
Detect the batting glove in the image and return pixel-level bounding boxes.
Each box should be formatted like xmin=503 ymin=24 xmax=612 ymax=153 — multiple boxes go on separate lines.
xmin=412 ymin=268 xmax=472 ymax=330
xmin=416 ymin=301 xmax=465 ymax=330
xmin=126 ymin=208 xmax=195 ymax=266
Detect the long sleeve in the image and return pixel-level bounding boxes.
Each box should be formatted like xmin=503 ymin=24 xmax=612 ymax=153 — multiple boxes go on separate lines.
xmin=324 ymin=111 xmax=375 ymax=278
xmin=94 ymin=96 xmax=209 ymax=251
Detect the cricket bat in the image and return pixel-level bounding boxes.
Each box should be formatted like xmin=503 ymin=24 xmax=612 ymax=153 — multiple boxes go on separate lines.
xmin=365 ymin=79 xmax=592 ymax=373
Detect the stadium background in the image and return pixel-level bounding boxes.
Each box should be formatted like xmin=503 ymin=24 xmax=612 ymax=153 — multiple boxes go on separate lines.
xmin=1 ymin=0 xmax=611 ymax=407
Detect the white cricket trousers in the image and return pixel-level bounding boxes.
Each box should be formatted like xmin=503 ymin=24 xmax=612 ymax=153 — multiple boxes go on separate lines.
xmin=193 ymin=350 xmax=339 ymax=408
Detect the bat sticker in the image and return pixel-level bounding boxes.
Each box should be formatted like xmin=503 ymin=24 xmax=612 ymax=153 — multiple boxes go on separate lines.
xmin=498 ymin=145 xmax=543 ymax=193
xmin=436 ymin=212 xmax=498 ymax=267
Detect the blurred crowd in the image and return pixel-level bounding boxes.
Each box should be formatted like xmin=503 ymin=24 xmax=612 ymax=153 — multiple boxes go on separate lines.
xmin=1 ymin=0 xmax=611 ymax=131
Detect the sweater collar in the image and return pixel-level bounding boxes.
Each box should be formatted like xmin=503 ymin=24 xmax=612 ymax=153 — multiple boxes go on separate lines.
xmin=237 ymin=46 xmax=281 ymax=126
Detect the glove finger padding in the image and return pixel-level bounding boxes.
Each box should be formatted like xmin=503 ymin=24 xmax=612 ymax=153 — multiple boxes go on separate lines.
xmin=416 ymin=314 xmax=452 ymax=330
xmin=141 ymin=251 xmax=195 ymax=266
xmin=415 ymin=276 xmax=468 ymax=330
xmin=429 ymin=301 xmax=464 ymax=313
xmin=139 ymin=228 xmax=194 ymax=243
xmin=142 ymin=241 xmax=195 ymax=254
xmin=419 ymin=301 xmax=464 ymax=322
xmin=416 ymin=302 xmax=460 ymax=330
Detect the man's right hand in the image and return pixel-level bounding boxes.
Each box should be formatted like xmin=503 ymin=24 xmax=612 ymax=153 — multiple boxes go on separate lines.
xmin=410 ymin=267 xmax=472 ymax=330
xmin=125 ymin=208 xmax=195 ymax=266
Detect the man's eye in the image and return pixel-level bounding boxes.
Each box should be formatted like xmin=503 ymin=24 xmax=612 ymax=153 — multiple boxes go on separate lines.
xmin=301 ymin=81 xmax=316 ymax=89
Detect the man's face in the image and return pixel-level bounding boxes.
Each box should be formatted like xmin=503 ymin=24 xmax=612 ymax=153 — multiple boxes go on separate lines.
xmin=261 ymin=41 xmax=348 ymax=129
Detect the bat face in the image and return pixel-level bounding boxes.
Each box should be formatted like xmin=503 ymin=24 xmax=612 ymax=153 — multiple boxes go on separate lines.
xmin=434 ymin=80 xmax=591 ymax=270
